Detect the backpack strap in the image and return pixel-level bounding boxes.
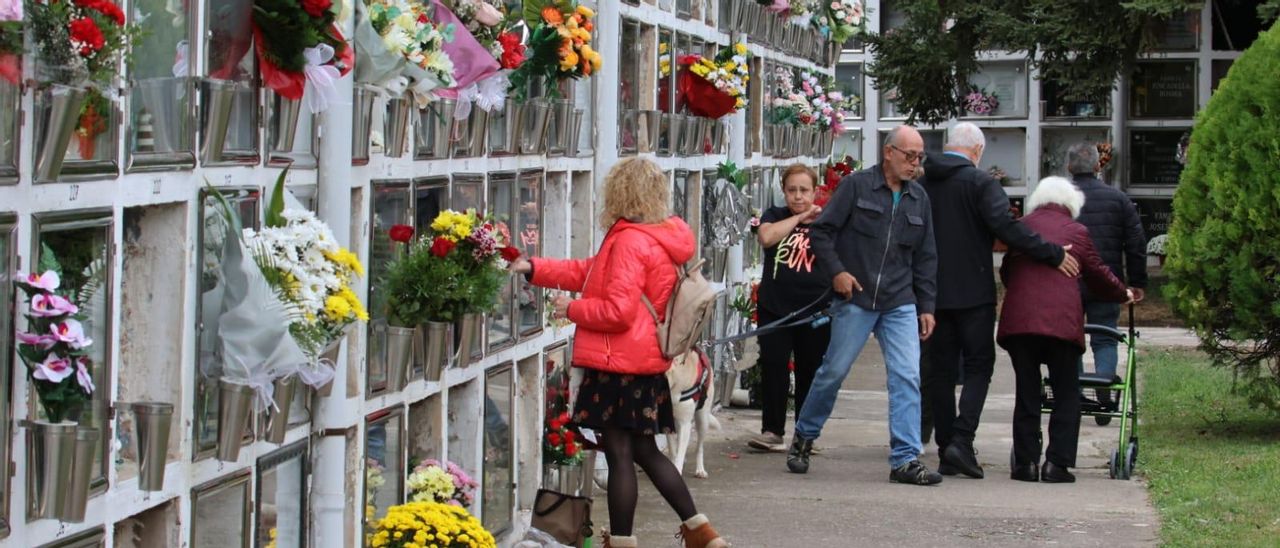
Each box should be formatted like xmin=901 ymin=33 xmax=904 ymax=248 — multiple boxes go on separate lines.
xmin=639 ymin=260 xmax=692 ymax=324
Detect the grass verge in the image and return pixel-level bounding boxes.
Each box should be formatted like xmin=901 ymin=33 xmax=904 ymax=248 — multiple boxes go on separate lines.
xmin=1141 ymin=348 xmax=1280 ymax=546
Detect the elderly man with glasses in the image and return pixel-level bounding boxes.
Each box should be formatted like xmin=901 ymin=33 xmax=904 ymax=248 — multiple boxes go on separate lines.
xmin=786 ymin=125 xmax=943 ymax=485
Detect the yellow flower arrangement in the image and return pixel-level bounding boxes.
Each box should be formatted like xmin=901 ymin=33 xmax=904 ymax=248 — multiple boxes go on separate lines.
xmin=369 ymin=501 xmax=496 ymax=548
xmin=511 ymin=0 xmax=600 ymax=100
xmin=430 ymin=209 xmax=476 ymax=243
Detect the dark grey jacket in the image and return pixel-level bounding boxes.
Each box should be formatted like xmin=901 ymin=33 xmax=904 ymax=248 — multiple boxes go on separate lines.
xmin=811 ymin=166 xmax=938 ymax=314
xmin=1071 ymin=174 xmax=1148 ymax=292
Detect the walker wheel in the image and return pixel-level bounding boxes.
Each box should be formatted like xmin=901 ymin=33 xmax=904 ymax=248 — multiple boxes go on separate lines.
xmin=1124 ymin=439 xmax=1139 ymax=478
xmin=1109 ymin=448 xmax=1122 ymax=480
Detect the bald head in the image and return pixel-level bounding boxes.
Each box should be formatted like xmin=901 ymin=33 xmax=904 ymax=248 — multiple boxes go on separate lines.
xmin=883 ymin=125 xmax=924 ymax=183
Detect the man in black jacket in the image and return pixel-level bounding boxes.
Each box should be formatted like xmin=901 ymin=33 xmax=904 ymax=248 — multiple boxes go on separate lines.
xmin=920 ymin=123 xmax=1080 ymax=479
xmin=1066 ymin=143 xmax=1147 ymax=410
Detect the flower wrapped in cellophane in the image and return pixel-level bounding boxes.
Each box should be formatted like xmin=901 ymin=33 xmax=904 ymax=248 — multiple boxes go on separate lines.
xmin=679 ymin=42 xmax=751 ymax=118
xmin=363 ymin=0 xmax=457 ymax=103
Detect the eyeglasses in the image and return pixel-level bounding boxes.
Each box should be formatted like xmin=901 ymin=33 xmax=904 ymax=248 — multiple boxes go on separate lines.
xmin=890 ymin=144 xmax=926 ymax=163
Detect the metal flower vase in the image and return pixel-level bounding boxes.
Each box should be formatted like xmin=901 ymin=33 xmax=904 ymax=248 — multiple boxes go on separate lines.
xmin=547 ymin=99 xmax=575 ymax=156
xmin=520 ymin=99 xmax=552 ymax=154
xmin=132 ymin=402 xmax=173 ymax=492
xmin=33 ymin=84 xmax=87 ymax=182
xmin=200 ymin=79 xmax=239 ymax=165
xmin=422 ymin=99 xmax=456 ymax=159
xmin=385 ymin=325 xmax=414 ymax=392
xmin=352 ymin=85 xmax=378 ymax=163
xmin=415 ymin=321 xmax=451 ymax=382
xmin=660 ymin=112 xmax=677 ymax=156
xmin=316 ymin=338 xmax=342 ymax=397
xmin=543 ymin=462 xmax=585 ymax=496
xmin=453 ymin=109 xmax=488 ymax=157
xmin=454 ymin=313 xmax=482 ymax=368
xmin=488 ymin=99 xmax=524 ymax=155
xmin=265 ymin=375 xmax=298 ymax=444
xmin=569 ymin=109 xmax=584 ymax=156
xmin=136 ymin=77 xmax=188 ymax=154
xmin=728 ymin=0 xmax=745 ymax=28
xmin=384 ymin=96 xmax=413 ymax=158
xmin=271 ymin=94 xmax=303 ymax=153
xmin=709 ymin=248 xmax=729 ymax=283
xmin=27 ymin=421 xmax=77 ymax=520
xmin=61 ymin=426 xmax=100 ymax=522
xmin=640 ymin=110 xmax=662 ymax=153
xmin=216 ymin=380 xmax=255 ymax=462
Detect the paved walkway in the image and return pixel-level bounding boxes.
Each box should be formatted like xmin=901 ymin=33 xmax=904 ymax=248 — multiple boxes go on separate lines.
xmin=598 ymin=328 xmax=1198 ymax=546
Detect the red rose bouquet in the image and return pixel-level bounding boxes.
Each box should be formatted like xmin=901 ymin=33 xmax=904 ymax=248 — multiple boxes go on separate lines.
xmin=816 ymin=155 xmax=860 ymax=206
xmin=544 ymin=411 xmax=583 ymax=465
xmin=678 ymin=42 xmax=751 ymax=119
xmin=252 ymin=0 xmax=353 ymax=111
xmin=26 ymin=0 xmax=138 ymax=87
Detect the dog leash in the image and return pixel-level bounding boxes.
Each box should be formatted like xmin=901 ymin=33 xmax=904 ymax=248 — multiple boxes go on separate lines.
xmin=698 ymin=289 xmax=835 ymax=348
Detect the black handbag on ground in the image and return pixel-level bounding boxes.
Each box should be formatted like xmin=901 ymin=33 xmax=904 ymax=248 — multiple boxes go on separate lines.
xmin=531 ymin=488 xmax=593 ymax=547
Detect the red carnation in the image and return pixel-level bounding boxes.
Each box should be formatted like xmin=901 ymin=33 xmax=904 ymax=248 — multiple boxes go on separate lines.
xmin=498 ymin=32 xmax=525 ymax=69
xmin=429 ymin=236 xmax=455 ymax=258
xmin=389 ymin=224 xmax=414 ymax=243
xmin=301 ymin=0 xmax=332 ymax=18
xmin=499 ymin=246 xmax=521 ymax=262
xmin=418 ymin=13 xmax=429 ymax=24
xmin=69 ymin=17 xmax=106 ymax=55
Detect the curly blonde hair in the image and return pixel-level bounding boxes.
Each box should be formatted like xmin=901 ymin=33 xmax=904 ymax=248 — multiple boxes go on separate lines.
xmin=600 ymin=157 xmax=671 ymax=228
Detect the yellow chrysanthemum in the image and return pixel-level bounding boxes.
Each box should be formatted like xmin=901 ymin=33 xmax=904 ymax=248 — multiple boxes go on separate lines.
xmin=576 ymin=5 xmax=594 ymax=18
xmin=734 ymin=42 xmax=748 ymax=55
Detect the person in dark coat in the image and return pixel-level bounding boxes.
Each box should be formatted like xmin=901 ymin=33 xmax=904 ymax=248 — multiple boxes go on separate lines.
xmin=919 ymin=123 xmax=1081 ymax=479
xmin=998 ymin=176 xmax=1133 ymax=483
xmin=1066 ymin=144 xmax=1148 ymax=408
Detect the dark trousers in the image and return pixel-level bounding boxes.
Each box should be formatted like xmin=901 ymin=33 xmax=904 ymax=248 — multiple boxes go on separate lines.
xmin=1006 ymin=335 xmax=1083 ymax=467
xmin=924 ymin=304 xmax=997 ymax=450
xmin=758 ymin=308 xmax=832 ymax=436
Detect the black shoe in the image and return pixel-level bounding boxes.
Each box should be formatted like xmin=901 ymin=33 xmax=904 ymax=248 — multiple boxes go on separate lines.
xmin=942 ymin=440 xmax=985 ymax=479
xmin=937 ymin=460 xmax=958 ymax=476
xmin=786 ymin=437 xmax=813 ymax=474
xmin=1010 ymin=463 xmax=1039 ymax=482
xmin=890 ymin=460 xmax=943 ymax=485
xmin=1041 ymin=461 xmax=1076 ymax=483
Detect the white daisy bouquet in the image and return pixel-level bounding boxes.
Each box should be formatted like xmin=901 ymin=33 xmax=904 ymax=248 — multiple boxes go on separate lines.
xmin=367 ymin=0 xmax=457 ymax=98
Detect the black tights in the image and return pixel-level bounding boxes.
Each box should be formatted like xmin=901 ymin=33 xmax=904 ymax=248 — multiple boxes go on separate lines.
xmin=599 ymin=428 xmax=697 ymax=536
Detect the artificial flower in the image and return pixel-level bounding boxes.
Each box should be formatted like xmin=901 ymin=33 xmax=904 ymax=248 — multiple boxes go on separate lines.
xmin=18 ymin=271 xmax=61 ymax=292
xmin=301 ymin=0 xmax=332 ymax=18
xmin=497 ymin=31 xmax=525 ymax=69
xmin=541 ymin=6 xmax=563 ymax=25
xmin=389 ymin=224 xmax=415 ymax=243
xmin=430 ymin=236 xmax=456 ymax=258
xmin=499 ymin=246 xmax=521 ymax=262
xmin=0 ymin=0 xmax=21 ymax=22
xmin=75 ymin=357 xmax=95 ymax=393
xmin=17 ymin=331 xmax=58 ymax=350
xmin=51 ymin=319 xmax=92 ymax=349
xmin=31 ymin=293 xmax=79 ymax=317
xmin=33 ymin=355 xmax=74 ymax=384
xmin=472 ymin=0 xmax=502 ymax=26
xmin=68 ymin=16 xmax=106 ymax=55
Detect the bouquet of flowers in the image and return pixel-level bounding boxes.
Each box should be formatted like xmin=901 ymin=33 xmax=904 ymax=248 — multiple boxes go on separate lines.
xmin=252 ymin=0 xmax=353 ymax=112
xmin=383 ymin=209 xmax=513 ymax=325
xmin=988 ymin=165 xmax=1011 ymax=186
xmin=25 ymin=0 xmax=139 ymax=88
xmin=242 ymin=172 xmax=368 ymax=387
xmin=544 ymin=411 xmax=583 ymax=465
xmin=815 ymin=0 xmax=866 ymax=43
xmin=678 ymin=42 xmax=751 ymax=118
xmin=407 ymin=459 xmax=479 ymax=507
xmin=800 ymin=71 xmax=850 ymax=131
xmin=368 ymin=502 xmax=495 ymax=548
xmin=0 ymin=0 xmax=20 ymax=84
xmin=963 ymin=86 xmax=1000 ymax=115
xmin=1097 ymin=142 xmax=1114 ymax=171
xmin=366 ymin=0 xmax=457 ymax=101
xmin=730 ymin=283 xmax=757 ymax=324
xmin=510 ymin=0 xmax=600 ymax=100
xmin=14 ymin=254 xmax=99 ymax=423
xmin=75 ymin=90 xmax=109 ymax=159
xmin=816 ymin=155 xmax=859 ymax=206
xmin=1146 ymin=234 xmax=1167 ymax=257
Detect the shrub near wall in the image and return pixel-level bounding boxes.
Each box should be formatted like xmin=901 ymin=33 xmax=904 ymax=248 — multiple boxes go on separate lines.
xmin=1164 ymin=21 xmax=1280 ymax=412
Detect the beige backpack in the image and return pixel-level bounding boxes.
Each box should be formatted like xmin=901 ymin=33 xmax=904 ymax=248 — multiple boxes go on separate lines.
xmin=641 ymin=258 xmax=719 ymax=360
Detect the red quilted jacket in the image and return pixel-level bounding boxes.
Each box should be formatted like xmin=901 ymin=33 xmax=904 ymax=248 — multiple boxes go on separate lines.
xmin=530 ymin=217 xmax=696 ymax=375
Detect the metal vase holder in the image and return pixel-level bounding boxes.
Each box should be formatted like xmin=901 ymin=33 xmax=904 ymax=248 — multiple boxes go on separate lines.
xmin=659 ymin=112 xmax=676 ymax=156
xmin=569 ymin=109 xmax=585 ymax=156
xmin=216 ymin=379 xmax=255 ymax=462
xmin=542 ymin=462 xmax=585 ymax=496
xmin=27 ymin=421 xmax=76 ymax=520
xmin=265 ymin=375 xmax=298 ymax=444
xmin=316 ymin=338 xmax=342 ymax=397
xmin=488 ymin=99 xmax=524 ymax=155
xmin=415 ymin=321 xmax=452 ymax=383
xmin=420 ymin=99 xmax=455 ymax=159
xmin=271 ymin=93 xmax=303 ymax=153
xmin=136 ymin=77 xmax=187 ymax=154
xmin=713 ymin=120 xmax=729 ymax=154
xmin=352 ymin=84 xmax=378 ymax=163
xmin=384 ymin=96 xmax=413 ymax=158
xmin=60 ymin=426 xmax=99 ymax=523
xmin=709 ymin=248 xmax=729 ymax=283
xmin=131 ymin=402 xmax=173 ymax=492
xmin=385 ymin=325 xmax=414 ymax=392
xmin=454 ymin=313 xmax=482 ymax=368
xmin=640 ymin=110 xmax=662 ymax=153
xmin=520 ymin=98 xmax=552 ymax=154
xmin=548 ymin=99 xmax=575 ymax=156
xmin=33 ymin=84 xmax=87 ymax=182
xmin=200 ymin=79 xmax=239 ymax=165
xmin=729 ymin=0 xmax=744 ymax=28
xmin=453 ymin=109 xmax=488 ymax=157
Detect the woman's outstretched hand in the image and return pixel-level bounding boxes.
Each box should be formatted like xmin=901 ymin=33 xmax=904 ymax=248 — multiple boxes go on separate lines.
xmin=509 ymin=257 xmax=532 ymax=274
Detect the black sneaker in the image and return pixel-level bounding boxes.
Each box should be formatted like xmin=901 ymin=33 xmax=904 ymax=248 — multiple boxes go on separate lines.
xmin=1041 ymin=461 xmax=1075 ymax=483
xmin=890 ymin=460 xmax=943 ymax=485
xmin=942 ymin=440 xmax=984 ymax=479
xmin=786 ymin=437 xmax=813 ymax=474
xmin=937 ymin=459 xmax=958 ymax=476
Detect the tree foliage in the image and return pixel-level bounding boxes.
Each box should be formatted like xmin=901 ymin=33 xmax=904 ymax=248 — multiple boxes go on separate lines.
xmin=865 ymin=0 xmax=1210 ymax=125
xmin=1164 ymin=21 xmax=1280 ymax=413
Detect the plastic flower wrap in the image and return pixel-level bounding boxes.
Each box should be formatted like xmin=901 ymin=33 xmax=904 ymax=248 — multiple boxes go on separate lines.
xmin=677 ymin=42 xmax=751 ymax=118
xmin=1146 ymin=234 xmax=1167 ymax=256
xmin=435 ymin=0 xmax=515 ymax=117
xmin=251 ymin=0 xmax=353 ymax=111
xmin=407 ymin=459 xmax=479 ymax=506
xmin=988 ymin=165 xmax=1011 ymax=185
xmin=509 ymin=0 xmax=600 ymax=100
xmin=816 ymin=155 xmax=859 ymax=206
xmin=243 ymin=173 xmax=367 ymax=388
xmin=383 ymin=209 xmax=511 ymax=324
xmin=366 ymin=0 xmax=457 ymax=101
xmin=0 ymin=0 xmax=20 ymax=84
xmin=963 ymin=86 xmax=1000 ymax=115
xmin=13 ymin=248 xmax=102 ymax=423
xmin=544 ymin=411 xmax=583 ymax=465
xmin=25 ymin=0 xmax=139 ymax=89
xmin=368 ymin=501 xmax=495 ymax=548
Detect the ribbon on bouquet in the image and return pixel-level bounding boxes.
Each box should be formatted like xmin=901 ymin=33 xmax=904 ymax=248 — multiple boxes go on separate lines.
xmin=303 ymin=44 xmax=343 ymax=114
xmin=296 ymin=348 xmax=338 ymax=389
xmin=449 ymin=70 xmax=510 ymax=120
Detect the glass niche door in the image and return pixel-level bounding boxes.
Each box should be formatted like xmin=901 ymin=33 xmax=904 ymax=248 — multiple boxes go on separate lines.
xmin=202 ymin=0 xmax=260 ymax=165
xmin=366 ymin=181 xmax=412 ymax=396
xmin=486 ymin=172 xmax=516 ymax=352
xmin=516 ymin=171 xmax=544 ymax=339
xmin=128 ymin=0 xmax=198 ymax=170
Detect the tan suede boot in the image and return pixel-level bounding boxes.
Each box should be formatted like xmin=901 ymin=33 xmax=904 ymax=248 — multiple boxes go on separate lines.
xmin=603 ymin=533 xmax=638 ymax=548
xmin=678 ymin=514 xmax=728 ymax=548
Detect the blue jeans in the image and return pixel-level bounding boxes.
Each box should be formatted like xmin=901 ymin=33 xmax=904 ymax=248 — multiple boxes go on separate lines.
xmin=795 ymin=301 xmax=923 ymax=468
xmin=1079 ymin=301 xmax=1121 ymax=378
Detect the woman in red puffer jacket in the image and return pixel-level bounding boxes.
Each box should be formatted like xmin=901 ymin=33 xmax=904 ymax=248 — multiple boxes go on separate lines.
xmin=998 ymin=176 xmax=1133 ymax=485
xmin=510 ymin=158 xmax=726 ymax=548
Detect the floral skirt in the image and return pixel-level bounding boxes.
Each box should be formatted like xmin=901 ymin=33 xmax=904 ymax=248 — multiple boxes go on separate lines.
xmin=572 ymin=367 xmax=675 ymax=435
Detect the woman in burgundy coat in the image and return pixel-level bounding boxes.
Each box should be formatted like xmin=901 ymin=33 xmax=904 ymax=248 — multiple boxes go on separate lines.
xmin=998 ymin=176 xmax=1133 ymax=483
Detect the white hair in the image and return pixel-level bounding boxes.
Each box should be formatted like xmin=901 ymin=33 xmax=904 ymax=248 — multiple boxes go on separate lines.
xmin=946 ymin=122 xmax=985 ymax=150
xmin=1027 ymin=176 xmax=1086 ymax=219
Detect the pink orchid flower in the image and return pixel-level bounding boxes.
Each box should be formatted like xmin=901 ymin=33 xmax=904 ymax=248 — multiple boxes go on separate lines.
xmin=51 ymin=319 xmax=92 ymax=349
xmin=31 ymin=293 xmax=79 ymax=317
xmin=33 ymin=354 xmax=74 ymax=383
xmin=17 ymin=331 xmax=58 ymax=350
xmin=75 ymin=357 xmax=95 ymax=394
xmin=17 ymin=270 xmax=60 ymax=291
